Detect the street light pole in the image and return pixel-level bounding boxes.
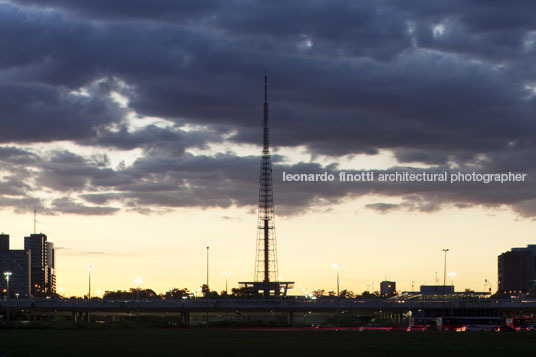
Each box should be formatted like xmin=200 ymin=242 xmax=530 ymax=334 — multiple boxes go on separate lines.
xmin=222 ymin=271 xmax=231 ymax=321
xmin=337 ymin=270 xmax=340 ymax=298
xmin=88 ymin=268 xmax=92 ymax=299
xmin=206 ymin=246 xmax=210 ymax=326
xmin=4 ymin=272 xmax=11 ymax=299
xmin=442 ymin=249 xmax=449 ymax=329
xmin=333 ymin=264 xmax=341 ymax=328
xmin=222 ymin=272 xmax=231 ymax=294
xmin=4 ymin=272 xmax=11 ymax=322
xmin=206 ymin=246 xmax=210 ymax=291
xmin=448 ymin=272 xmax=456 ymax=286
xmin=442 ymin=249 xmax=449 ymax=295
xmin=87 ymin=265 xmax=94 ymax=330
xmin=134 ymin=276 xmax=142 ymax=322
xmin=134 ymin=276 xmax=142 ymax=300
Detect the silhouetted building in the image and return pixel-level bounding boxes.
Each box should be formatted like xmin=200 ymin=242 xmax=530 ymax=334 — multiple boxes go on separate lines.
xmin=24 ymin=233 xmax=55 ymax=296
xmin=380 ymin=281 xmax=396 ymax=297
xmin=498 ymin=245 xmax=536 ymax=296
xmin=420 ymin=285 xmax=454 ymax=295
xmin=0 ymin=234 xmax=31 ymax=296
xmin=401 ymin=286 xmax=489 ymax=299
xmin=0 ymin=233 xmax=9 ymax=251
xmin=46 ymin=241 xmax=56 ymax=294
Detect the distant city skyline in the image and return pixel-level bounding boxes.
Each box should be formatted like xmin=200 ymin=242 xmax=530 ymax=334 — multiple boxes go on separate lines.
xmin=1 ymin=202 xmax=533 ymax=297
xmin=1 ymin=1 xmax=535 ymax=297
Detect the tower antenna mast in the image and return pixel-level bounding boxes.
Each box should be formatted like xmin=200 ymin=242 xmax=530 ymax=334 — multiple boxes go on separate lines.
xmin=254 ymin=72 xmax=279 ymax=284
xmin=240 ymin=73 xmax=293 ymax=297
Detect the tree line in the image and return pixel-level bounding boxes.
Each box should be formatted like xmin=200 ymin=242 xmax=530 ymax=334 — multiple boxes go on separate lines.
xmin=98 ymin=285 xmax=391 ymax=300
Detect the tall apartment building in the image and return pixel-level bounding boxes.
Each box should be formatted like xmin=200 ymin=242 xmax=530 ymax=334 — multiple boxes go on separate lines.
xmin=0 ymin=233 xmax=31 ymax=296
xmin=46 ymin=241 xmax=56 ymax=294
xmin=498 ymin=245 xmax=536 ymax=296
xmin=24 ymin=233 xmax=56 ymax=296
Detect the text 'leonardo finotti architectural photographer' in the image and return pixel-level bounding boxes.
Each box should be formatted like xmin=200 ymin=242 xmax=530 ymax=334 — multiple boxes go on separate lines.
xmin=282 ymin=171 xmax=527 ymax=184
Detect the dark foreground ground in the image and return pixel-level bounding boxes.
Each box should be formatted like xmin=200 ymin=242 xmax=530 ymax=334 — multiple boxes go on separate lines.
xmin=0 ymin=328 xmax=534 ymax=357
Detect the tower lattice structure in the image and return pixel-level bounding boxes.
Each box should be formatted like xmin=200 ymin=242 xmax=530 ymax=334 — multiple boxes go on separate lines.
xmin=254 ymin=73 xmax=279 ymax=283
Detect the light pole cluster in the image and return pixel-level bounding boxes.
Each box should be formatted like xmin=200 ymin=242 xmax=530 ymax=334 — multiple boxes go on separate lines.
xmin=134 ymin=276 xmax=143 ymax=300
xmin=333 ymin=264 xmax=341 ymax=327
xmin=4 ymin=272 xmax=11 ymax=322
xmin=448 ymin=272 xmax=456 ymax=285
xmin=222 ymin=272 xmax=231 ymax=294
xmin=333 ymin=264 xmax=341 ymax=297
xmin=368 ymin=281 xmax=376 ymax=294
xmin=4 ymin=272 xmax=11 ymax=299
xmin=442 ymin=248 xmax=449 ymax=331
xmin=442 ymin=248 xmax=449 ymax=294
xmin=87 ymin=264 xmax=94 ymax=330
xmin=87 ymin=264 xmax=94 ymax=299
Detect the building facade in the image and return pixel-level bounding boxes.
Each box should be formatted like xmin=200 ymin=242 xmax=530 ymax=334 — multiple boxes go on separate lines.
xmin=0 ymin=234 xmax=31 ymax=296
xmin=0 ymin=233 xmax=9 ymax=251
xmin=380 ymin=281 xmax=396 ymax=297
xmin=420 ymin=285 xmax=455 ymax=295
xmin=46 ymin=241 xmax=56 ymax=295
xmin=24 ymin=233 xmax=56 ymax=296
xmin=498 ymin=245 xmax=536 ymax=296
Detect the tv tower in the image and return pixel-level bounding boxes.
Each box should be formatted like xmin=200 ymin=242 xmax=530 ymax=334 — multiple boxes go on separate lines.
xmin=255 ymin=73 xmax=278 ymax=283
xmin=240 ymin=73 xmax=293 ymax=297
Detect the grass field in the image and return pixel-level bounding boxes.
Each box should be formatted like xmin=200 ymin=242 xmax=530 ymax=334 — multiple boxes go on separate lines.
xmin=0 ymin=329 xmax=534 ymax=356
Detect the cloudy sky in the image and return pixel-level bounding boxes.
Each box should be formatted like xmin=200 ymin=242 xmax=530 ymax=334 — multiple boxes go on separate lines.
xmin=1 ymin=0 xmax=536 ymax=296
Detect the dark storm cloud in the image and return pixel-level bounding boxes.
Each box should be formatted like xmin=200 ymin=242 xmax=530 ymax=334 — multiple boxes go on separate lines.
xmin=0 ymin=177 xmax=30 ymax=196
xmin=37 ymin=150 xmax=133 ymax=191
xmin=0 ymin=143 xmax=535 ymax=217
xmin=93 ymin=156 xmax=536 ymax=217
xmin=2 ymin=0 xmax=535 ymax=154
xmin=1 ymin=0 xmax=536 ymax=216
xmin=0 ymin=146 xmax=37 ymax=164
xmin=0 ymin=79 xmax=126 ymax=143
xmin=365 ymin=203 xmax=400 ymax=213
xmin=83 ymin=124 xmax=222 ymax=154
xmin=50 ymin=197 xmax=119 ymax=215
xmin=8 ymin=0 xmax=221 ymax=23
xmin=0 ymin=196 xmax=44 ymax=214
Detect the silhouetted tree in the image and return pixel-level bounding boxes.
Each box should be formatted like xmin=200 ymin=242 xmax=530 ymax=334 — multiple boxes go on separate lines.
xmin=201 ymin=284 xmax=219 ymax=298
xmin=103 ymin=289 xmax=133 ymax=299
xmin=103 ymin=288 xmax=159 ymax=300
xmin=312 ymin=289 xmax=326 ymax=297
xmin=339 ymin=289 xmax=356 ymax=298
xmin=231 ymin=287 xmax=259 ymax=297
xmin=165 ymin=288 xmax=190 ymax=299
xmin=141 ymin=288 xmax=158 ymax=299
xmin=361 ymin=291 xmax=380 ymax=299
